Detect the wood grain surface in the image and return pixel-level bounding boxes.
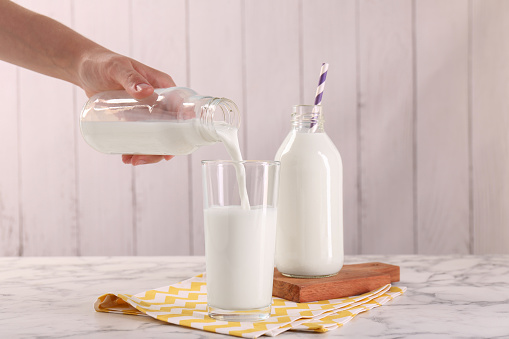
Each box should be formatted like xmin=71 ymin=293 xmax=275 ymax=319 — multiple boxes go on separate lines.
xmin=272 ymin=262 xmax=400 ymax=303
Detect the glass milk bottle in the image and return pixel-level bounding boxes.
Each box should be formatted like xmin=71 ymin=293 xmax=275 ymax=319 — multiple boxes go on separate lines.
xmin=275 ymin=105 xmax=344 ymax=278
xmin=80 ymin=87 xmax=239 ymax=155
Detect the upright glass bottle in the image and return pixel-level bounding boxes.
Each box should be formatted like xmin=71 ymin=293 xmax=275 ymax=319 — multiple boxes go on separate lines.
xmin=80 ymin=87 xmax=239 ymax=155
xmin=275 ymin=105 xmax=344 ymax=278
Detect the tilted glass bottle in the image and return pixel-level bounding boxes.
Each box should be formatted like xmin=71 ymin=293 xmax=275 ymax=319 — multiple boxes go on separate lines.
xmin=80 ymin=87 xmax=239 ymax=155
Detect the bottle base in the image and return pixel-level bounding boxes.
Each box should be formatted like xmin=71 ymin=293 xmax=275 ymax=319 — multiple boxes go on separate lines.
xmin=207 ymin=304 xmax=271 ymax=322
xmin=281 ymin=272 xmax=339 ymax=279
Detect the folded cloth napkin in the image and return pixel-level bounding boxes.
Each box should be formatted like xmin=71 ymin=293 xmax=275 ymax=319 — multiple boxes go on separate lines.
xmin=95 ymin=273 xmax=406 ymax=338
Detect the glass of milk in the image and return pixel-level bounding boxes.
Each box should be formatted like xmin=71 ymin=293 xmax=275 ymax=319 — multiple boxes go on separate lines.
xmin=202 ymin=160 xmax=280 ymax=321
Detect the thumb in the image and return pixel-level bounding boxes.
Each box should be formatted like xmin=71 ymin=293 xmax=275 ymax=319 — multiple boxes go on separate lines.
xmin=112 ymin=64 xmax=154 ymax=99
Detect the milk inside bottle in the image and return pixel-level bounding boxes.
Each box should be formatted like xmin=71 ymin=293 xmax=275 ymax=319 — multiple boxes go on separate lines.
xmin=275 ymin=105 xmax=344 ymax=278
xmin=80 ymin=87 xmax=241 ymax=156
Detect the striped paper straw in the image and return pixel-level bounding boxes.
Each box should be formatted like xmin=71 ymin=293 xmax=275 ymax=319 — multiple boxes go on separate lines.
xmin=314 ymin=63 xmax=329 ymax=105
xmin=310 ymin=63 xmax=328 ymax=132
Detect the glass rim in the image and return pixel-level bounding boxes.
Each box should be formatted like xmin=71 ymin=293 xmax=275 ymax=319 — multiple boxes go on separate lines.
xmin=201 ymin=160 xmax=280 ymax=166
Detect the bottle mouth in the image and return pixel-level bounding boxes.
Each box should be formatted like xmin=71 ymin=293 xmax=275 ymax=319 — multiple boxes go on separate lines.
xmin=291 ymin=105 xmax=324 ymax=127
xmin=202 ymin=98 xmax=241 ymax=129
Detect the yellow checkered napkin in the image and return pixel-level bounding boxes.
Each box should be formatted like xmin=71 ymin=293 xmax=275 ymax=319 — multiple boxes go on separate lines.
xmin=94 ymin=274 xmax=406 ymax=338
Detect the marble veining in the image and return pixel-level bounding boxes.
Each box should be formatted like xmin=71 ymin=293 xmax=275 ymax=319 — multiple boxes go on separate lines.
xmin=1 ymin=255 xmax=508 ymax=338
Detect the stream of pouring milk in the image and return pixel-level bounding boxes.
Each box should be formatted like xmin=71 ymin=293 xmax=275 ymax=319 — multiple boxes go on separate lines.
xmin=214 ymin=122 xmax=250 ymax=209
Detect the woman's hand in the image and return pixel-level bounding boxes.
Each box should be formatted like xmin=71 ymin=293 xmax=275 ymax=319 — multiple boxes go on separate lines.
xmin=0 ymin=1 xmax=175 ymax=166
xmin=77 ymin=49 xmax=176 ymax=166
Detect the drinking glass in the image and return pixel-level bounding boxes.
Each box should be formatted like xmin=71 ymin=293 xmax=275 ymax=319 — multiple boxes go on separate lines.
xmin=202 ymin=160 xmax=280 ymax=321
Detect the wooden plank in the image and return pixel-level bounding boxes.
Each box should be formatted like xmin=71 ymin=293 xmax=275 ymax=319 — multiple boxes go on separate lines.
xmin=415 ymin=0 xmax=470 ymax=254
xmin=273 ymin=262 xmax=399 ymax=302
xmin=244 ymin=0 xmax=300 ymax=161
xmin=188 ymin=0 xmax=245 ymax=255
xmin=131 ymin=0 xmax=191 ymax=255
xmin=15 ymin=0 xmax=77 ymax=255
xmin=301 ymin=0 xmax=358 ymax=254
xmin=359 ymin=0 xmax=414 ymax=254
xmin=0 ymin=62 xmax=20 ymax=256
xmin=73 ymin=0 xmax=134 ymax=255
xmin=472 ymin=0 xmax=509 ymax=254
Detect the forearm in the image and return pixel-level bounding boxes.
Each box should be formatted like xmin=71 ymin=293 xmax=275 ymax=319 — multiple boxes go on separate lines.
xmin=0 ymin=0 xmax=106 ymax=86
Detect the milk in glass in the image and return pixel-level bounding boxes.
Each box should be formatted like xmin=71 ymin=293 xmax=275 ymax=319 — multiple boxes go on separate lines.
xmin=204 ymin=206 xmax=276 ymax=310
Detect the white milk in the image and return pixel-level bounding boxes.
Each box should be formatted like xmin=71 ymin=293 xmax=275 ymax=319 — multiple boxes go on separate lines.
xmin=80 ymin=120 xmax=213 ymax=155
xmin=204 ymin=206 xmax=277 ymax=310
xmin=275 ymin=132 xmax=344 ymax=277
xmin=214 ymin=125 xmax=250 ymax=209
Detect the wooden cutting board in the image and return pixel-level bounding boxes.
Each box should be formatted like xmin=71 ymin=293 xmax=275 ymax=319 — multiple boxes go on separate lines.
xmin=272 ymin=262 xmax=400 ymax=302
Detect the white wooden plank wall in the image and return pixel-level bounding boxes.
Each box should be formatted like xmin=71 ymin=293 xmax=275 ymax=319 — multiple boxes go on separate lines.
xmin=359 ymin=0 xmax=414 ymax=254
xmin=16 ymin=0 xmax=77 ymax=255
xmin=416 ymin=0 xmax=470 ymax=254
xmin=472 ymin=0 xmax=509 ymax=254
xmin=0 ymin=0 xmax=508 ymax=256
xmin=0 ymin=63 xmax=19 ymax=255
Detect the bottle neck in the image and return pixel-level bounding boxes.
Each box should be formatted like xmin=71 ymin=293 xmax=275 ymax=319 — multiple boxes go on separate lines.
xmin=151 ymin=88 xmax=240 ymax=142
xmin=192 ymin=96 xmax=241 ymax=142
xmin=291 ymin=105 xmax=324 ymax=133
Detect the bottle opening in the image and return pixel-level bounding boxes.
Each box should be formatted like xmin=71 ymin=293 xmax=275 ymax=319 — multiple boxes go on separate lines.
xmin=201 ymin=98 xmax=241 ymax=140
xmin=291 ymin=105 xmax=324 ymax=131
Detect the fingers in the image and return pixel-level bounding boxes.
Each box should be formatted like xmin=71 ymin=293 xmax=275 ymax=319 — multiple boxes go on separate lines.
xmin=122 ymin=154 xmax=175 ymax=166
xmin=79 ymin=51 xmax=176 ymax=99
xmin=112 ymin=61 xmax=176 ymax=100
xmin=133 ymin=61 xmax=176 ymax=89
xmin=122 ymin=154 xmax=134 ymax=164
xmin=109 ymin=61 xmax=154 ymax=100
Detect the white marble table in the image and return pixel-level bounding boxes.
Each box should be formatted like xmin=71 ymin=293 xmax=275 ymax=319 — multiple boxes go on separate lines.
xmin=1 ymin=255 xmax=508 ymax=338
